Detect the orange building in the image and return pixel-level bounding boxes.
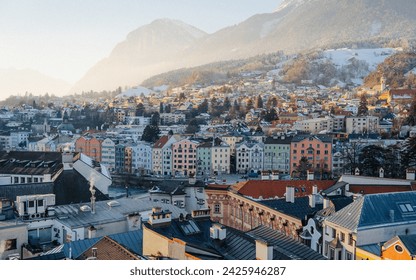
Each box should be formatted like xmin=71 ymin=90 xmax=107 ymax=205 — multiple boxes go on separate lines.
xmin=381 ymin=235 xmax=416 ymax=260
xmin=75 ymin=136 xmax=103 ymax=162
xmin=290 ymin=135 xmax=333 ymax=178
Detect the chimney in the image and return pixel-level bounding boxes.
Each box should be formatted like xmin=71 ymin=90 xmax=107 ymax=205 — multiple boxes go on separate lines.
xmin=379 ymin=167 xmax=384 ymax=178
xmin=307 ymin=170 xmax=314 ymax=180
xmin=406 ymin=169 xmax=416 ymax=181
xmin=210 ymin=223 xmax=227 ymax=241
xmin=389 ymin=210 xmax=395 ymax=223
xmin=90 ymin=187 xmax=96 ymax=214
xmin=92 ymin=247 xmax=97 ymax=258
xmin=312 ymin=185 xmax=318 ymax=195
xmin=286 ymin=186 xmax=295 ymax=203
xmin=255 ymin=239 xmax=273 ymax=260
xmin=88 ymin=225 xmax=97 ymax=239
xmin=323 ymin=197 xmax=330 ymax=209
xmin=309 ymin=194 xmax=316 ymax=208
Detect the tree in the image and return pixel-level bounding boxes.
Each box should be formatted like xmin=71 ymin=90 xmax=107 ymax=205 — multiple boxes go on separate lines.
xmin=342 ymin=141 xmax=363 ymax=175
xmin=159 ymin=102 xmax=164 ymax=113
xmin=197 ymin=99 xmax=209 ymax=114
xmin=223 ymin=97 xmax=231 ymax=110
xmin=401 ymin=136 xmax=416 ymax=169
xmin=262 ymin=108 xmax=278 ymax=122
xmin=256 ymin=95 xmax=263 ymax=109
xmin=266 ymin=96 xmax=278 ymax=109
xmin=150 ymin=112 xmax=160 ymax=126
xmin=141 ymin=125 xmax=160 ymax=143
xmin=185 ymin=118 xmax=200 ymax=134
xmin=165 ymin=104 xmax=172 ymax=113
xmin=179 ymin=92 xmax=186 ymax=101
xmin=135 ymin=103 xmax=145 ymax=116
xmin=246 ymin=98 xmax=254 ymax=112
xmin=358 ymin=145 xmax=385 ymax=177
xmin=403 ymin=96 xmax=416 ymax=126
xmin=357 ymin=94 xmax=368 ymax=116
xmin=295 ymin=156 xmax=312 ymax=179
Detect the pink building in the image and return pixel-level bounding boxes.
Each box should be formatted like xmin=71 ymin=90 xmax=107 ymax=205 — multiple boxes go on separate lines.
xmin=290 ymin=135 xmax=333 ymax=178
xmin=171 ymin=139 xmax=199 ymax=176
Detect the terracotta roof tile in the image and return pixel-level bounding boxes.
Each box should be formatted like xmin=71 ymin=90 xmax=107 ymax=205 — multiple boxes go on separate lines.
xmin=349 ymin=185 xmax=413 ymax=195
xmin=237 ymin=180 xmax=337 ymax=199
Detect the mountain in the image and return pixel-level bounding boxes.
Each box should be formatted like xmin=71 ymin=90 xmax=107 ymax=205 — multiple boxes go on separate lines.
xmin=72 ymin=0 xmax=416 ymax=93
xmin=0 ymin=68 xmax=71 ymax=100
xmin=70 ymin=19 xmax=207 ymax=93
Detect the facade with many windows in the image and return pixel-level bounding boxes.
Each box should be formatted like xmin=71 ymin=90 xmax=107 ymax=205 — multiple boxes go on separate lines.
xmin=171 ymin=139 xmax=199 ymax=176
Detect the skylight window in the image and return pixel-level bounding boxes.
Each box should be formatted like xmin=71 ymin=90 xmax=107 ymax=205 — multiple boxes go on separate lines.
xmin=398 ymin=203 xmax=414 ymax=213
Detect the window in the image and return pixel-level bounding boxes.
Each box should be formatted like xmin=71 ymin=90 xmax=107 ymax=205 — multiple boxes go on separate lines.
xmin=214 ymin=204 xmax=221 ymax=214
xmin=28 ymin=200 xmax=35 ymax=208
xmin=340 ymin=232 xmax=345 ymax=242
xmin=398 ymin=203 xmax=414 ymax=213
xmin=37 ymin=200 xmax=44 ymax=207
xmin=346 ymin=252 xmax=352 ymax=260
xmin=4 ymin=239 xmax=17 ymax=251
xmin=394 ymin=244 xmax=404 ymax=253
xmin=348 ymin=233 xmax=353 ymax=246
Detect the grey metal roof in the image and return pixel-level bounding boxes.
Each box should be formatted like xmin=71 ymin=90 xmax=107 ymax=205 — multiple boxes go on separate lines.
xmin=327 ymin=192 xmax=416 ymax=231
xmin=321 ymin=181 xmax=348 ymax=196
xmin=398 ymin=234 xmax=416 ymax=255
xmin=40 ymin=229 xmax=144 ymax=259
xmin=247 ymin=226 xmax=326 ymax=260
xmin=54 ymin=197 xmax=187 ymax=228
xmin=258 ymin=196 xmax=323 ymax=220
xmin=357 ymin=243 xmax=381 ymax=257
xmin=325 ymin=196 xmax=364 ymax=231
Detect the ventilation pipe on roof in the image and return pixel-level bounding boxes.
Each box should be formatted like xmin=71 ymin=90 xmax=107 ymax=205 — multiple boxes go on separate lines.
xmin=286 ymin=186 xmax=295 ymax=203
xmin=390 ymin=210 xmax=395 ymax=223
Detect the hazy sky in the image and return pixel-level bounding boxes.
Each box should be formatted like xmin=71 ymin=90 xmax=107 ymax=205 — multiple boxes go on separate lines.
xmin=0 ymin=0 xmax=282 ymax=84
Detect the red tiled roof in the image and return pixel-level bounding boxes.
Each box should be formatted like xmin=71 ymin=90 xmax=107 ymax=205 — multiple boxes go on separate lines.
xmin=206 ymin=184 xmax=230 ymax=190
xmin=349 ymin=185 xmax=414 ymax=195
xmin=237 ymin=180 xmax=337 ymax=199
xmin=153 ymin=135 xmax=169 ymax=148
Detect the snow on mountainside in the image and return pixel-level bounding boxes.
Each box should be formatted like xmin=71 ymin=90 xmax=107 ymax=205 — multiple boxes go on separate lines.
xmin=115 ymin=86 xmax=153 ymax=99
xmin=324 ymin=48 xmax=398 ymax=71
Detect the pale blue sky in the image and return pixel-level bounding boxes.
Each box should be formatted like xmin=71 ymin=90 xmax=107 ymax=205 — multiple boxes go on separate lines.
xmin=0 ymin=0 xmax=282 ymax=83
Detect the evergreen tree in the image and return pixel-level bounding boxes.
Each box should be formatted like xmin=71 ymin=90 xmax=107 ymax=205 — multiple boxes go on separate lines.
xmin=151 ymin=112 xmax=160 ymax=126
xmin=185 ymin=118 xmax=200 ymax=134
xmin=135 ymin=103 xmax=145 ymax=116
xmin=165 ymin=104 xmax=171 ymax=113
xmin=141 ymin=125 xmax=160 ymax=143
xmin=401 ymin=136 xmax=416 ymax=169
xmin=223 ymin=97 xmax=231 ymax=110
xmin=357 ymin=94 xmax=368 ymax=116
xmin=246 ymin=98 xmax=254 ymax=112
xmin=359 ymin=145 xmax=385 ymax=176
xmin=197 ymin=99 xmax=209 ymax=114
xmin=263 ymin=108 xmax=279 ymax=122
xmin=256 ymin=95 xmax=263 ymax=109
xmin=403 ymin=95 xmax=416 ymax=126
xmin=159 ymin=102 xmax=164 ymax=113
xmin=266 ymin=96 xmax=278 ymax=109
